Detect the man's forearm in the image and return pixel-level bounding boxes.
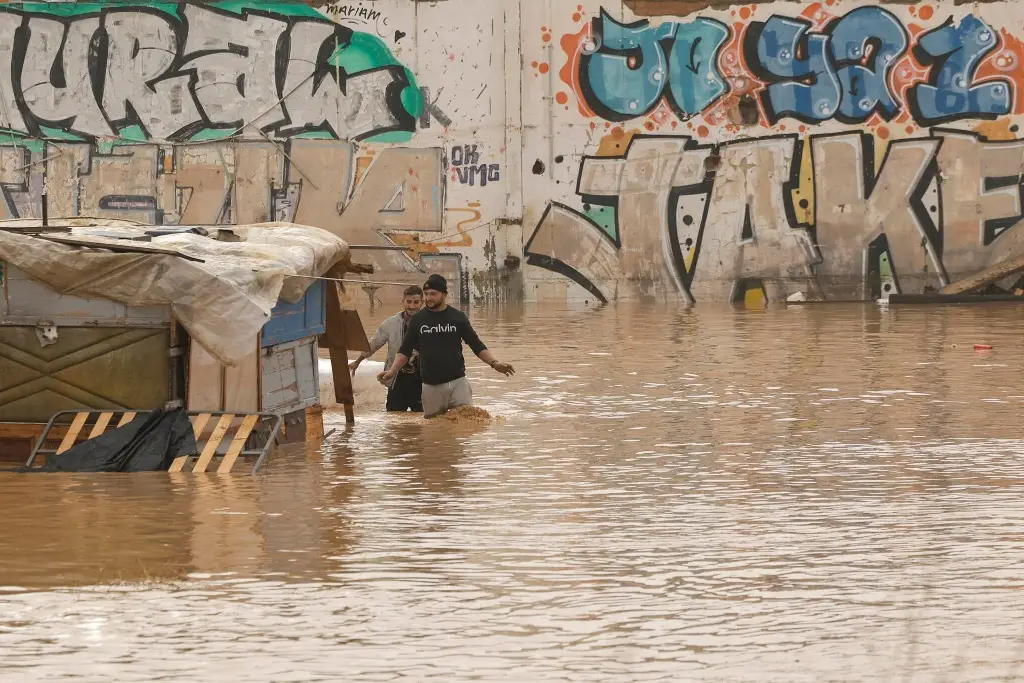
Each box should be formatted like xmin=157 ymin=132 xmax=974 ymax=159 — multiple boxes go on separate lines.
xmin=477 ymin=349 xmax=498 ymax=367
xmin=390 ymin=353 xmax=410 ymax=373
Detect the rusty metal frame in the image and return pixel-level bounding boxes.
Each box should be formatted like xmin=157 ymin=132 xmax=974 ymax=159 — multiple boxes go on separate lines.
xmin=26 ymin=410 xmax=283 ymax=474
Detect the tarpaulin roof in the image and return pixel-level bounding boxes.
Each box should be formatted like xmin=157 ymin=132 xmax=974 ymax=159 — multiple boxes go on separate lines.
xmin=0 ymin=221 xmax=350 ymax=365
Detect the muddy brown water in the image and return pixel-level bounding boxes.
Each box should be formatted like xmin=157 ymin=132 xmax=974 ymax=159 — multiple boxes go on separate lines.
xmin=3 ymin=303 xmax=1024 ymax=681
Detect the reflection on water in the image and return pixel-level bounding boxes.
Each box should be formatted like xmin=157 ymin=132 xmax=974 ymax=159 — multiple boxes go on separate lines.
xmin=3 ymin=304 xmax=1024 ymax=681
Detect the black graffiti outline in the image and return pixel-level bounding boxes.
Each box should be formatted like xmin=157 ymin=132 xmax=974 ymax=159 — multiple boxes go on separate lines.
xmin=177 ymin=4 xmax=416 ymax=141
xmin=580 ymin=12 xmax=731 ymax=124
xmin=907 ymin=16 xmax=1015 ymax=127
xmin=807 ymin=129 xmax=946 ymax=295
xmin=527 ymin=133 xmax=816 ymax=304
xmin=0 ymin=144 xmax=31 ymax=219
xmin=524 ymin=202 xmax=613 ymax=304
xmin=698 ymin=133 xmax=818 ymax=302
xmin=6 ymin=7 xmax=106 ymax=140
xmin=931 ymin=126 xmax=1024 ymax=247
xmin=822 ymin=7 xmax=910 ymax=126
xmin=743 ymin=16 xmax=830 ymax=127
xmin=93 ymin=6 xmax=204 ymax=141
xmin=665 ymin=138 xmax=716 ymax=292
xmin=0 ymin=2 xmax=416 ymax=143
xmin=745 ymin=10 xmax=911 ymax=127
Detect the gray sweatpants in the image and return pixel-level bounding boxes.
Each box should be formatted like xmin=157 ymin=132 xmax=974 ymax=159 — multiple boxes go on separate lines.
xmin=422 ymin=376 xmax=473 ymax=418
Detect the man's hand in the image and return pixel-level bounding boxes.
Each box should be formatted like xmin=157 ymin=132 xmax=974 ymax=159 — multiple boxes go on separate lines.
xmin=349 ymin=359 xmax=361 ymax=375
xmin=491 ymin=361 xmax=515 ymax=377
xmin=378 ymin=369 xmax=396 ymax=385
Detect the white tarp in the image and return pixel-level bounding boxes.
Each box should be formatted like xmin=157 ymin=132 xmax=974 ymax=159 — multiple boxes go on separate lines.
xmin=0 ymin=221 xmax=350 ymax=365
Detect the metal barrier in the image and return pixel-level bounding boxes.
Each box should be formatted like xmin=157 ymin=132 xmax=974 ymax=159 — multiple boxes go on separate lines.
xmin=26 ymin=410 xmax=282 ymax=474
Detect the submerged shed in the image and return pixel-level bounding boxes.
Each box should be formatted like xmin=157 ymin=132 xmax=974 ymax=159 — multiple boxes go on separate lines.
xmin=0 ymin=219 xmax=369 ymax=465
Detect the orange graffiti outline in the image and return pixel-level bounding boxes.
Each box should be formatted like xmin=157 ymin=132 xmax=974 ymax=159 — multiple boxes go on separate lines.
xmin=431 ymin=206 xmax=480 ymax=248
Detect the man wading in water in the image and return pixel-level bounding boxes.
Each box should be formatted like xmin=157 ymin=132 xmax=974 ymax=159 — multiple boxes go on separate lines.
xmin=351 ymin=285 xmax=424 ymax=412
xmin=378 ymin=274 xmax=514 ymax=418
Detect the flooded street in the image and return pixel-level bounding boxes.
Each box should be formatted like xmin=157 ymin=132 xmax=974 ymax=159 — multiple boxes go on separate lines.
xmin=4 ymin=303 xmax=1024 ymax=681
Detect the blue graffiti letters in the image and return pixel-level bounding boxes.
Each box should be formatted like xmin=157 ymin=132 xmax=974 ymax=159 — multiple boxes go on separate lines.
xmin=742 ymin=9 xmax=1012 ymax=126
xmin=667 ymin=18 xmax=730 ymax=116
xmin=909 ymin=15 xmax=1012 ymax=125
xmin=581 ymin=11 xmax=728 ymax=121
xmin=750 ymin=16 xmax=842 ymax=123
xmin=829 ymin=7 xmax=908 ymax=121
xmin=582 ymin=11 xmax=675 ymax=119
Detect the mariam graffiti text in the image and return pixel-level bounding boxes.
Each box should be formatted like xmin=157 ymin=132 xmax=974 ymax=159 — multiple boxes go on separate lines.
xmin=565 ymin=6 xmax=1017 ymax=128
xmin=0 ymin=1 xmax=420 ymax=143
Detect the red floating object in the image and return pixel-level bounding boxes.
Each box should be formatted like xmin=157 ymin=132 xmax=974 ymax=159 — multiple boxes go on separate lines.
xmin=974 ymin=344 xmax=993 ymax=351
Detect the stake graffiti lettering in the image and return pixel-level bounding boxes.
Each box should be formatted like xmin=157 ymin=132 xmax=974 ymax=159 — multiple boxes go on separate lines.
xmin=0 ymin=1 xmax=421 ymax=143
xmin=526 ymin=131 xmax=1024 ymax=303
xmin=562 ymin=6 xmax=1018 ymax=127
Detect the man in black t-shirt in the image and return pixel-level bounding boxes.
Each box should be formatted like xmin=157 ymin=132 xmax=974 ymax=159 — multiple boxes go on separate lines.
xmin=378 ymin=274 xmax=514 ymax=418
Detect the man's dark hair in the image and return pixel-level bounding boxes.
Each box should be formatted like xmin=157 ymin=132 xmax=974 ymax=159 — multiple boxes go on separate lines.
xmin=404 ymin=285 xmax=423 ymax=298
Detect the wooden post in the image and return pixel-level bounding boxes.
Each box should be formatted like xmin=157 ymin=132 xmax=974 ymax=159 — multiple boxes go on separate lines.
xmin=324 ymin=268 xmax=356 ymax=423
xmin=319 ymin=262 xmax=371 ymax=426
xmin=941 ymin=252 xmax=1024 ymax=295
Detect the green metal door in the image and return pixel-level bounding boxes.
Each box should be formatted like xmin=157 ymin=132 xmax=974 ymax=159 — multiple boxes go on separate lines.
xmin=0 ymin=326 xmax=171 ymax=422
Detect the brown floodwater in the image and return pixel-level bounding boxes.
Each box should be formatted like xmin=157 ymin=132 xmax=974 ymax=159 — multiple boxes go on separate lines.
xmin=3 ymin=302 xmax=1024 ymax=681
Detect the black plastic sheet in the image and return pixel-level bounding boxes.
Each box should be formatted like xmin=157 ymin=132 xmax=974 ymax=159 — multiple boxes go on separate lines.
xmin=38 ymin=409 xmax=197 ymax=472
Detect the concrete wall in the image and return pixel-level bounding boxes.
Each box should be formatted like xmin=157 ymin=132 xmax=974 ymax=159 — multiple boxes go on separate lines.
xmin=2 ymin=1 xmax=1024 ymax=306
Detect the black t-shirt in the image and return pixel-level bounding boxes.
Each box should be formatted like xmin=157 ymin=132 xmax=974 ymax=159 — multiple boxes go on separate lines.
xmin=398 ymin=306 xmax=487 ymax=385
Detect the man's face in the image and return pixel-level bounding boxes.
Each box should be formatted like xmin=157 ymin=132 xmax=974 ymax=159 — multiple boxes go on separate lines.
xmin=423 ymin=288 xmax=445 ymax=309
xmin=403 ymin=294 xmax=423 ymax=316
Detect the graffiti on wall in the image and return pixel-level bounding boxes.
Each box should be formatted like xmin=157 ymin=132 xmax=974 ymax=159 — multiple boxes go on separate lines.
xmin=526 ymin=128 xmax=1024 ymax=303
xmin=0 ymin=1 xmax=421 ymax=143
xmin=0 ymin=138 xmax=444 ymax=266
xmin=0 ymin=1 xmax=453 ymax=274
xmin=559 ymin=5 xmax=1021 ymax=128
xmin=449 ymin=144 xmax=501 ymax=186
xmin=531 ymin=4 xmax=1024 ymax=303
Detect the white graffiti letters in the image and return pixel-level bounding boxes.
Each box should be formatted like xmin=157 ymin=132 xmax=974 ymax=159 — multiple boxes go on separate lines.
xmin=182 ymin=6 xmax=288 ymax=134
xmin=0 ymin=4 xmax=414 ymax=141
xmin=21 ymin=17 xmax=109 ymax=135
xmin=102 ymin=11 xmax=202 ymax=139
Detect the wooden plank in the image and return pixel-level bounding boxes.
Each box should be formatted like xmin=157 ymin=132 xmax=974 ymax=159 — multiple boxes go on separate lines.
xmin=191 ymin=413 xmax=212 ymax=439
xmin=942 ymin=252 xmax=1024 ymax=295
xmin=223 ymin=340 xmax=260 ymax=413
xmin=324 ymin=278 xmax=370 ymax=353
xmin=56 ymin=413 xmax=88 ymax=454
xmin=216 ymin=414 xmax=259 ymax=473
xmin=117 ymin=411 xmax=137 ymax=427
xmin=168 ymin=454 xmax=190 ymax=473
xmin=36 ymin=234 xmax=205 ymax=262
xmin=324 ymin=278 xmax=356 ymax=424
xmin=88 ymin=412 xmax=114 ymax=438
xmin=0 ymin=422 xmax=48 ymax=440
xmin=327 ymin=344 xmax=354 ymax=405
xmin=193 ymin=414 xmax=233 ymax=473
xmin=170 ymin=412 xmax=212 ymax=472
xmin=188 ymin=342 xmax=224 ymax=411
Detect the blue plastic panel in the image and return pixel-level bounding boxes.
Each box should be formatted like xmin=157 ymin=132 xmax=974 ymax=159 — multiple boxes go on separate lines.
xmin=261 ymin=281 xmax=326 ymax=348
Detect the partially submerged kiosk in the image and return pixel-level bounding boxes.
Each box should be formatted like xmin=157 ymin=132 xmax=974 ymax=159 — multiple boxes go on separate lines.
xmin=0 ymin=219 xmax=369 ymax=472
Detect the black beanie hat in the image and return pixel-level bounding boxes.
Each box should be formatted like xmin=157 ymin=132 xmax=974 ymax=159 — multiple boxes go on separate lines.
xmin=424 ymin=273 xmax=448 ymax=293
